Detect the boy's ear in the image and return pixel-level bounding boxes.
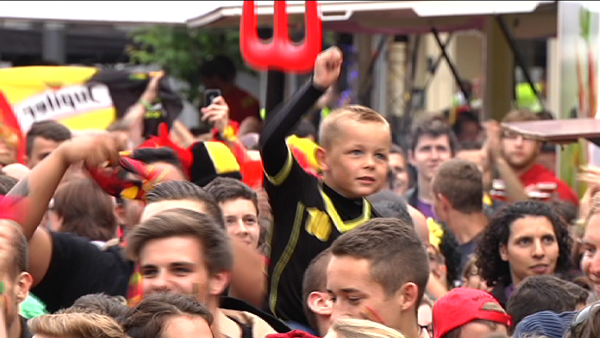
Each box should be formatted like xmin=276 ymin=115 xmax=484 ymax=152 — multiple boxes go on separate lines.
xmin=316 ymin=147 xmax=328 ymax=172
xmin=408 ymin=150 xmax=415 ymax=166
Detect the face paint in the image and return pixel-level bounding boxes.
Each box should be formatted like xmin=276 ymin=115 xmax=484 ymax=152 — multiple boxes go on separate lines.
xmin=360 ymin=305 xmax=386 ymax=325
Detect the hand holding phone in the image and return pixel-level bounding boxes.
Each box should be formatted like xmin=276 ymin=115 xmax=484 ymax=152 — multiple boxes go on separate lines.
xmin=200 ymin=90 xmax=231 ymax=137
xmin=204 ymin=89 xmax=222 ymax=108
xmin=196 ymin=89 xmax=222 ymax=134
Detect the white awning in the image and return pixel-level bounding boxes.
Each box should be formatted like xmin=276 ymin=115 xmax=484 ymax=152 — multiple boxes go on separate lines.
xmin=187 ymin=1 xmax=557 ymax=38
xmin=0 ymin=1 xmax=228 ymax=25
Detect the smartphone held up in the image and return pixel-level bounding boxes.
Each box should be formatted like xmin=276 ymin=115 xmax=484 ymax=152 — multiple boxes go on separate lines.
xmin=196 ymin=89 xmax=222 ymax=134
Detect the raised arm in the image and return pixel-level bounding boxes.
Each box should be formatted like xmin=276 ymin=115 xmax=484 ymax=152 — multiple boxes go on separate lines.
xmin=259 ymin=47 xmax=343 ymax=177
xmin=117 ymin=72 xmax=164 ymax=147
xmin=484 ymin=121 xmax=529 ymax=203
xmin=7 ymin=133 xmax=124 ymax=285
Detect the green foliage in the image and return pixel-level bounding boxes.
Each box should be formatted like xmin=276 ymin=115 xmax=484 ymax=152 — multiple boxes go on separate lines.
xmin=127 ymin=25 xmax=251 ymax=102
xmin=580 ymin=7 xmax=591 ymax=41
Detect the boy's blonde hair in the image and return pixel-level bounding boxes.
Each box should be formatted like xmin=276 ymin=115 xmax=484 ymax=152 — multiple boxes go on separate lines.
xmin=319 ymin=105 xmax=389 ymax=149
xmin=331 ymin=318 xmax=405 ymax=338
xmin=28 ymin=312 xmax=129 ymax=338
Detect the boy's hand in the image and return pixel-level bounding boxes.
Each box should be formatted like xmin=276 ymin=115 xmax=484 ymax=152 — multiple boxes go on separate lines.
xmin=57 ymin=133 xmax=126 ymax=168
xmin=313 ymin=47 xmax=343 ymax=89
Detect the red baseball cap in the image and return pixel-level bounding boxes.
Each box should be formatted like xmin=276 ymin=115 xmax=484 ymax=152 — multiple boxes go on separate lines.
xmin=432 ymin=288 xmax=511 ymax=338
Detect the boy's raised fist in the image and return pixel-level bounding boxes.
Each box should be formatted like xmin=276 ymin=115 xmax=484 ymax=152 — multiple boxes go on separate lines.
xmin=313 ymin=47 xmax=343 ymax=89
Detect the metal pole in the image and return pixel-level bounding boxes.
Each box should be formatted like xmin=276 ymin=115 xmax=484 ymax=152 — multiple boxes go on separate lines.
xmin=423 ymin=33 xmax=454 ymax=91
xmin=401 ymin=34 xmax=421 ymax=142
xmin=265 ymin=70 xmax=286 ymax=115
xmin=495 ymin=15 xmax=545 ymax=111
xmin=359 ymin=34 xmax=389 ymax=105
xmin=431 ymin=27 xmax=471 ymax=105
xmin=259 ymin=27 xmax=286 ymax=118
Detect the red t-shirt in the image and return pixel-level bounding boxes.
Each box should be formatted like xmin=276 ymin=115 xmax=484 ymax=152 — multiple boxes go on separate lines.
xmin=223 ymin=86 xmax=260 ymax=124
xmin=520 ymin=163 xmax=579 ymax=206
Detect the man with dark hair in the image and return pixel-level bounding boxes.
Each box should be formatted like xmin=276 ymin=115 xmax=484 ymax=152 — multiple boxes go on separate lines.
xmin=126 ymin=208 xmax=285 ymax=338
xmin=51 ymin=178 xmax=118 ymax=245
xmin=122 ymin=293 xmax=213 ymax=338
xmin=25 ymin=120 xmax=72 ymax=169
xmin=0 ymin=220 xmax=34 ymax=338
xmin=204 ymin=177 xmax=261 ymax=250
xmin=143 ymin=180 xmax=224 ymax=226
xmin=506 ymin=275 xmax=587 ymax=332
xmin=129 ymin=148 xmax=184 ymax=175
xmin=475 ymin=200 xmax=573 ymax=308
xmin=301 ymin=249 xmax=333 ymax=336
xmin=407 ymin=115 xmax=458 ymax=220
xmin=453 ymin=111 xmax=482 ymax=146
xmin=453 ymin=140 xmax=507 ymax=218
xmin=327 ymin=218 xmax=429 ymax=338
xmin=65 ymin=293 xmax=129 ymax=320
xmin=563 ymin=280 xmax=589 ymax=309
xmin=431 ymin=158 xmax=489 ymax=272
xmin=140 ymin=181 xmax=268 ymax=308
xmin=125 ymin=209 xmax=234 ymax=303
xmin=455 ymin=141 xmax=491 ymax=192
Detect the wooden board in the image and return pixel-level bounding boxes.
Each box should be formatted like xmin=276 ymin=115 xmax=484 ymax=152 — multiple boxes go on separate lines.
xmin=501 ymin=118 xmax=600 ymax=144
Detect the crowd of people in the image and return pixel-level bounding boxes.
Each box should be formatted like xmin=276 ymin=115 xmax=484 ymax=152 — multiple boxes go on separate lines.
xmin=0 ymin=46 xmax=598 ymax=338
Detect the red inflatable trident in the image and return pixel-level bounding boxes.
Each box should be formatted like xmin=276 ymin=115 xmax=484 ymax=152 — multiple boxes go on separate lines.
xmin=240 ymin=0 xmax=322 ymax=73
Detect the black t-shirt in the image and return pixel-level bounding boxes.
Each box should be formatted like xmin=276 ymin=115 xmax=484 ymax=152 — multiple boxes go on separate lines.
xmin=31 ymin=232 xmax=135 ymax=313
xmin=260 ymin=80 xmax=380 ymax=326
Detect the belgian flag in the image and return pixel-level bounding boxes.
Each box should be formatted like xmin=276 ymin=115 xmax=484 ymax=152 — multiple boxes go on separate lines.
xmin=0 ymin=66 xmax=183 ymax=141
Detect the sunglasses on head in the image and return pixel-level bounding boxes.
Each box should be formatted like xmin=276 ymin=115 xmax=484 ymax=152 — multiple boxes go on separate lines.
xmin=570 ymin=301 xmax=600 ymax=334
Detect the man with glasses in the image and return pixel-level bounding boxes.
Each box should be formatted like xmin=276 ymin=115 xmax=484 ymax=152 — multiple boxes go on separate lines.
xmin=488 ymin=109 xmax=578 ymax=206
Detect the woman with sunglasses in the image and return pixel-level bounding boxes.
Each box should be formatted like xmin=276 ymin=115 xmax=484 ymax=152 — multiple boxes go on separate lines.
xmin=475 ymin=201 xmax=573 ymax=308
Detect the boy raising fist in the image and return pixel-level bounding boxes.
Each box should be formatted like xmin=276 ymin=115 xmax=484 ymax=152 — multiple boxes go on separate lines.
xmin=260 ymin=47 xmax=391 ymax=328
